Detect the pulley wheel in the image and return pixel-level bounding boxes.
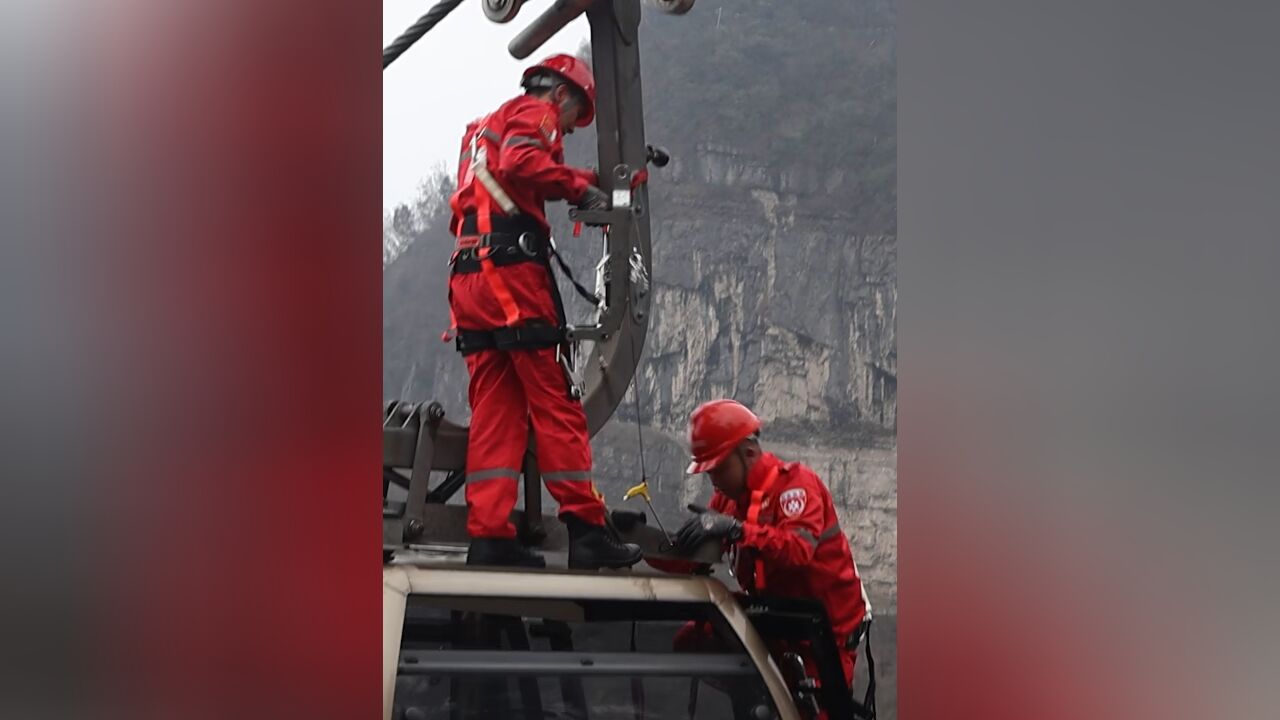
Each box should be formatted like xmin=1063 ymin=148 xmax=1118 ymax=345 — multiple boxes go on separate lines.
xmin=483 ymin=0 xmax=523 ymax=24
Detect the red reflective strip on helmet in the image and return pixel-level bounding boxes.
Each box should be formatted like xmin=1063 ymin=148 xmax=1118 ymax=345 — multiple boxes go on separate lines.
xmin=745 ymin=465 xmax=782 ymax=592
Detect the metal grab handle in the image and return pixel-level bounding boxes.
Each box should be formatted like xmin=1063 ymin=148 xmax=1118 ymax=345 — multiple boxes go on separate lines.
xmin=509 ymin=0 xmax=596 ymax=59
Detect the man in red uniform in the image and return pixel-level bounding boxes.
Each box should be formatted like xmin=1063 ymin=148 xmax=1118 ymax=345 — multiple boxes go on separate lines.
xmin=662 ymin=399 xmax=872 ymax=691
xmin=448 ymin=53 xmax=645 ymax=568
xmin=447 ymin=54 xmax=641 ymax=571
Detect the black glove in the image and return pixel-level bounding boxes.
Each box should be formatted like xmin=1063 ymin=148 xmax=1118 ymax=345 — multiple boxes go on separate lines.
xmin=610 ymin=508 xmax=647 ymax=532
xmin=674 ymin=503 xmax=743 ymax=554
xmin=577 ymin=184 xmax=610 ymax=211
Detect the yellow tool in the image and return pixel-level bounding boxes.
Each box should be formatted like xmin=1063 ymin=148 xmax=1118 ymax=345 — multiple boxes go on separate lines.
xmin=623 ymin=479 xmax=671 ymax=541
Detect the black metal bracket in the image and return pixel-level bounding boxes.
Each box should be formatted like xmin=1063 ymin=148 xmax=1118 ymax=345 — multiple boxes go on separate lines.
xmin=424 ymin=469 xmax=466 ymax=504
xmin=384 ymin=402 xmax=558 ymax=554
xmin=567 ymin=207 xmax=637 ymax=227
xmin=383 ymin=401 xmax=446 ymax=550
xmin=383 ymin=400 xmax=455 ymax=553
xmin=403 ymin=402 xmax=446 ymax=541
xmin=740 ymin=596 xmax=861 ymax=719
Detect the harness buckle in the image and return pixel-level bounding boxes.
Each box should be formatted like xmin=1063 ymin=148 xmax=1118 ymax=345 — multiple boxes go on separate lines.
xmin=517 ymin=231 xmax=539 ymax=257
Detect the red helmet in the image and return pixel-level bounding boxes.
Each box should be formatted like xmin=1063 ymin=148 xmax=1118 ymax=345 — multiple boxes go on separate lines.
xmin=686 ymin=399 xmax=762 ymax=474
xmin=522 ymin=54 xmax=596 ymax=128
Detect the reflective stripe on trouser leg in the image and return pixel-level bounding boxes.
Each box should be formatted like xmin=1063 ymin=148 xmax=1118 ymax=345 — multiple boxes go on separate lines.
xmin=509 ymin=346 xmax=606 ymax=526
xmin=463 ymin=349 xmax=529 ymax=538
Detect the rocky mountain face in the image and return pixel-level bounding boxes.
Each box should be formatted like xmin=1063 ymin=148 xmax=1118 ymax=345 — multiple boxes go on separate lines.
xmin=384 ymin=0 xmax=896 ymax=713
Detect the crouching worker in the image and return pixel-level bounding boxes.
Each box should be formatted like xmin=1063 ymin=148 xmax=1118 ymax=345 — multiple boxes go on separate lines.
xmin=649 ymin=399 xmax=872 ymax=696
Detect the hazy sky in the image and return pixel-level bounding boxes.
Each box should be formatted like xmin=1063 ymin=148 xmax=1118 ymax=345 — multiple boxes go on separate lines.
xmin=383 ymin=3 xmax=589 ymax=212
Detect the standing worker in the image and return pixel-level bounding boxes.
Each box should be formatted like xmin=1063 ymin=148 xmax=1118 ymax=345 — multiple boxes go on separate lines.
xmin=661 ymin=399 xmax=873 ymax=692
xmin=447 ymin=54 xmax=641 ymax=571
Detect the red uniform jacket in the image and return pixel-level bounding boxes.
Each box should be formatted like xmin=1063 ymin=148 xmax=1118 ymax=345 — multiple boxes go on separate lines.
xmin=448 ymin=95 xmax=597 ymax=236
xmin=654 ymin=452 xmax=870 ymax=648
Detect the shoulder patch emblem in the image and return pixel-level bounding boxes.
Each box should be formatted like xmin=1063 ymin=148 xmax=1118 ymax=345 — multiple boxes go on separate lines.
xmin=779 ymin=487 xmax=807 ymax=517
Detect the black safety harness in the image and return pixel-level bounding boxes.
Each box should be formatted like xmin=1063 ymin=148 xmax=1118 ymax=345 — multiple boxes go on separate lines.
xmin=450 ymin=213 xmax=597 ymax=356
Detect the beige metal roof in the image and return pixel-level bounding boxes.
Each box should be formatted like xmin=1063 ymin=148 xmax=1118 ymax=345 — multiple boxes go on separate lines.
xmin=385 ymin=562 xmax=721 ymax=602
xmin=383 ymin=563 xmax=800 ymax=720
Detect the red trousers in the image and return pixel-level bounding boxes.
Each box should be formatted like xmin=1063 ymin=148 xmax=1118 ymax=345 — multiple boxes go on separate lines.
xmin=449 ymin=261 xmax=606 ymax=538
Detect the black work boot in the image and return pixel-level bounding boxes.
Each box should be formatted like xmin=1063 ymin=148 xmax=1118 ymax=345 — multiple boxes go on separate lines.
xmin=565 ymin=515 xmax=643 ymax=570
xmin=466 ymin=538 xmax=547 ymax=568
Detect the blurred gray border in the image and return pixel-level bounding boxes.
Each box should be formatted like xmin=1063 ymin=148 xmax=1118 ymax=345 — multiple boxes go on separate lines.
xmin=901 ymin=1 xmax=1280 ymax=716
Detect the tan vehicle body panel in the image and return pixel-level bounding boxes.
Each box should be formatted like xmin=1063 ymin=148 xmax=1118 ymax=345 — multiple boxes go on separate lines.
xmin=383 ymin=563 xmax=800 ymax=720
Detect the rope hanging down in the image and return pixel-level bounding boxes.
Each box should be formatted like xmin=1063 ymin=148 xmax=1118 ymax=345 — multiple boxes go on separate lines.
xmin=383 ymin=0 xmax=467 ymax=70
xmin=630 ymin=328 xmax=648 ymax=487
xmin=622 ymin=312 xmax=672 ymax=544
